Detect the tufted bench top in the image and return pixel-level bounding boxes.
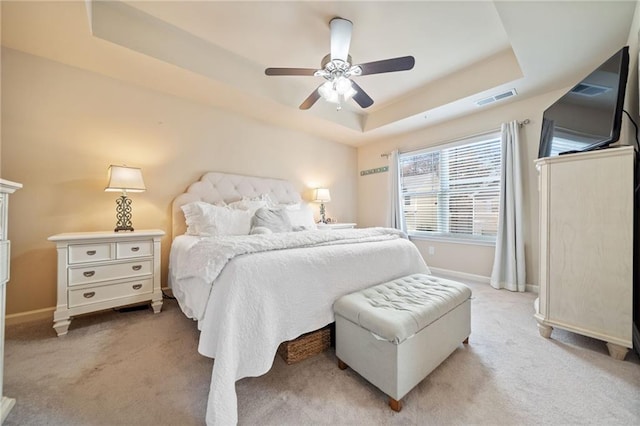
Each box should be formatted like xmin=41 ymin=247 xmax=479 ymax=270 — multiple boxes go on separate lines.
xmin=334 ymin=274 xmax=472 ymax=344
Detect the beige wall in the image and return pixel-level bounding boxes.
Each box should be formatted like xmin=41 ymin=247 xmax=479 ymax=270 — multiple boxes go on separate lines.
xmin=357 ymin=6 xmax=640 ymax=286
xmin=0 ymin=48 xmax=357 ymax=316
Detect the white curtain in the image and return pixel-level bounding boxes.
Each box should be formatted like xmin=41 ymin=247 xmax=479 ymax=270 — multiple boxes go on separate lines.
xmin=490 ymin=120 xmax=526 ymax=292
xmin=389 ymin=149 xmax=405 ymax=231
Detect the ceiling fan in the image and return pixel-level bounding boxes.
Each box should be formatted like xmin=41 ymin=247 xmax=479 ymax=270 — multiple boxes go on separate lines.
xmin=265 ymin=17 xmax=415 ymax=111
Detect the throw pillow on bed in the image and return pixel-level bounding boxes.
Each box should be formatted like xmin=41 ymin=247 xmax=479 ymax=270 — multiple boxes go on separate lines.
xmin=227 ymin=196 xmax=269 ymax=213
xmin=251 ymin=207 xmax=293 ymax=233
xmin=181 ymin=201 xmax=252 ymax=236
xmin=285 ymin=203 xmax=317 ymax=230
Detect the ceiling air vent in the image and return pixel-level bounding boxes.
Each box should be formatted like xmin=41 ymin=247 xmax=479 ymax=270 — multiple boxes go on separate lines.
xmin=475 ymin=88 xmax=517 ymax=107
xmin=570 ymin=83 xmax=611 ymax=97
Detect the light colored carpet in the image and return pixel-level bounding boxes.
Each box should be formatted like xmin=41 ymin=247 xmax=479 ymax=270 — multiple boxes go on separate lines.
xmin=3 ymin=280 xmax=639 ymax=425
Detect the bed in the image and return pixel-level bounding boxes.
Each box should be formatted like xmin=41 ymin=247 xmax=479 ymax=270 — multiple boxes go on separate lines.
xmin=168 ymin=172 xmax=430 ymax=425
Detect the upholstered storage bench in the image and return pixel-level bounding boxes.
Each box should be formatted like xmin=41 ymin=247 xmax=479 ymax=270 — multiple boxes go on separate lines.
xmin=333 ymin=273 xmax=472 ymax=412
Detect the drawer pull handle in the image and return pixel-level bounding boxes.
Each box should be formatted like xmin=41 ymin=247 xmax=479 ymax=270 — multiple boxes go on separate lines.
xmin=86 ymin=250 xmax=96 ymax=256
xmin=83 ymin=271 xmax=95 ymax=277
xmin=83 ymin=292 xmax=95 ymax=299
xmin=132 ymin=284 xmax=142 ymax=290
xmin=132 ymin=265 xmax=142 ymax=271
xmin=131 ymin=247 xmax=140 ymax=252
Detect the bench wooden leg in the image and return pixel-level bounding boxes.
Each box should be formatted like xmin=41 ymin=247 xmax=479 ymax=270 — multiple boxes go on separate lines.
xmin=463 ymin=336 xmax=469 ymax=344
xmin=389 ymin=397 xmax=402 ymax=412
xmin=337 ymin=358 xmax=348 ymax=370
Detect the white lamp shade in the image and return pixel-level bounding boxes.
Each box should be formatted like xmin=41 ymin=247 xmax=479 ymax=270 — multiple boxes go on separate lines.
xmin=313 ymin=188 xmax=331 ymax=203
xmin=105 ymin=165 xmax=146 ymax=193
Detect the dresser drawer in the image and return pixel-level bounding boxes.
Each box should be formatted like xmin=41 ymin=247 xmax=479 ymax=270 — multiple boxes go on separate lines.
xmin=116 ymin=240 xmax=153 ymax=259
xmin=68 ymin=259 xmax=152 ymax=286
xmin=68 ymin=278 xmax=153 ymax=308
xmin=69 ymin=243 xmax=113 ymax=264
xmin=0 ymin=240 xmax=9 ymax=283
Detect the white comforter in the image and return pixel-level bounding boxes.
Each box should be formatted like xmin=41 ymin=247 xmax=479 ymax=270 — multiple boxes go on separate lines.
xmin=169 ymin=228 xmax=429 ymax=425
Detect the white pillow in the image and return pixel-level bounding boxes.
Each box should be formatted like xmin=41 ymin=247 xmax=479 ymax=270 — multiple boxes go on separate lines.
xmin=227 ymin=197 xmax=269 ymax=213
xmin=285 ymin=203 xmax=317 ymax=230
xmin=276 ymin=202 xmax=301 ymax=211
xmin=181 ymin=201 xmax=252 ymax=237
xmin=251 ymin=207 xmax=293 ymax=233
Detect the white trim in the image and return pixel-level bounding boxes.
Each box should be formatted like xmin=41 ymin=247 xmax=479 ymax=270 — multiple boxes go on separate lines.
xmin=400 ymin=132 xmax=502 ymax=242
xmin=525 ymin=284 xmax=539 ymax=294
xmin=5 ymin=287 xmax=173 ymax=327
xmin=400 ymin=129 xmax=500 ymax=156
xmin=5 ymin=306 xmax=54 ymax=326
xmin=428 ymin=267 xmax=489 ymax=284
xmin=409 ymin=234 xmax=496 ymax=247
xmin=429 ymin=267 xmax=538 ymax=293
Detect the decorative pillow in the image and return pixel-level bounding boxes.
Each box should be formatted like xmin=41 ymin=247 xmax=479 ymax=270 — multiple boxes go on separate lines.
xmin=251 ymin=207 xmax=293 ymax=233
xmin=227 ymin=197 xmax=269 ymax=213
xmin=276 ymin=202 xmax=301 ymax=211
xmin=285 ymin=203 xmax=317 ymax=230
xmin=181 ymin=201 xmax=252 ymax=237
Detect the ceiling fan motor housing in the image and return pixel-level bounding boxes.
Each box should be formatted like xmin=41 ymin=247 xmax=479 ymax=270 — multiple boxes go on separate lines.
xmin=317 ymin=54 xmax=362 ymax=80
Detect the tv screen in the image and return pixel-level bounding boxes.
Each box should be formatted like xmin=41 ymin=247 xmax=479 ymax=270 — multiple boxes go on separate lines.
xmin=538 ymin=46 xmax=629 ymax=158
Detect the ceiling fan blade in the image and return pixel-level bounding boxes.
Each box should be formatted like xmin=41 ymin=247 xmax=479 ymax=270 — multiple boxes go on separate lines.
xmin=330 ymin=17 xmax=352 ymax=62
xmin=357 ymin=56 xmax=415 ymax=76
xmin=299 ymin=87 xmax=322 ymax=110
xmin=350 ymin=80 xmax=374 ymax=108
xmin=265 ymin=68 xmax=317 ymax=76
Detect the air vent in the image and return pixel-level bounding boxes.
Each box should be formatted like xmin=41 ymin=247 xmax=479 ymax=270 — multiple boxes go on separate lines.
xmin=475 ymin=88 xmax=517 ymax=107
xmin=570 ymin=83 xmax=611 ymax=97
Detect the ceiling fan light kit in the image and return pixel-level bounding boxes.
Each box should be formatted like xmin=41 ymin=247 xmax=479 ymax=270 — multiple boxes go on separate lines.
xmin=318 ymin=77 xmax=357 ymax=109
xmin=265 ymin=17 xmax=415 ymax=111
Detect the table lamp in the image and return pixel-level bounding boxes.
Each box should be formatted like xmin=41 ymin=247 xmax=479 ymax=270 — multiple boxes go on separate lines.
xmin=104 ymin=165 xmax=146 ymax=232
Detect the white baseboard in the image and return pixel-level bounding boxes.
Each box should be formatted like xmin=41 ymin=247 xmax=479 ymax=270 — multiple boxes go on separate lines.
xmin=5 ymin=286 xmax=175 ymax=326
xmin=428 ymin=267 xmax=538 ymax=293
xmin=6 ymin=307 xmax=55 ymax=326
xmin=428 ymin=267 xmax=490 ymax=284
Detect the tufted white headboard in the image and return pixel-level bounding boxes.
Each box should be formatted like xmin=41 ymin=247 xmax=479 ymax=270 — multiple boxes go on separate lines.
xmin=172 ymin=172 xmax=302 ymax=238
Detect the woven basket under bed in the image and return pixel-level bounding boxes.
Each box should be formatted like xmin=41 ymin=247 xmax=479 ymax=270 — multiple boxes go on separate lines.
xmin=277 ymin=326 xmax=332 ymax=365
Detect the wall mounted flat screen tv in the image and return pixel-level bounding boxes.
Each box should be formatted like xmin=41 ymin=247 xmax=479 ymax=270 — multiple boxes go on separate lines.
xmin=538 ymin=46 xmax=629 ymax=158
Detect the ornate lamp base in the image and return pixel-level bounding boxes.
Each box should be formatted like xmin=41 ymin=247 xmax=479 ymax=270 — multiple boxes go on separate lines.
xmin=319 ymin=202 xmax=327 ymax=224
xmin=114 ymin=195 xmax=135 ymax=232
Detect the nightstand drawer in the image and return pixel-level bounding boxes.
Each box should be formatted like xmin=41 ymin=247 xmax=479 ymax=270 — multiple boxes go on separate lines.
xmin=68 ymin=260 xmax=152 ymax=286
xmin=68 ymin=278 xmax=153 ymax=308
xmin=117 ymin=240 xmax=153 ymax=259
xmin=69 ymin=243 xmax=113 ymax=264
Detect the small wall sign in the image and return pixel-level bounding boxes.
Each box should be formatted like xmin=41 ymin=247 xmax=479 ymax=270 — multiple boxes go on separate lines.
xmin=360 ymin=166 xmax=389 ymax=176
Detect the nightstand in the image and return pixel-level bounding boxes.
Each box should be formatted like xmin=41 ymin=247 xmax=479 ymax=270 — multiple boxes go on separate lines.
xmin=48 ymin=229 xmax=165 ymax=336
xmin=316 ymin=223 xmax=357 ymax=230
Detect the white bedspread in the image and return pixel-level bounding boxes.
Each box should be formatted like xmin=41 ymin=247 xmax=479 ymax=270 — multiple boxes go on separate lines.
xmin=169 ymin=228 xmax=429 ymax=425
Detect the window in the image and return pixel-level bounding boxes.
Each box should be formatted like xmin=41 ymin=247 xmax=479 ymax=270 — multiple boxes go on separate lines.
xmin=399 ymin=132 xmax=502 ymax=242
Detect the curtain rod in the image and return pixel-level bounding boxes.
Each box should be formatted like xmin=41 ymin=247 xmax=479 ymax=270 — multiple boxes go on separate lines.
xmin=380 ymin=118 xmax=531 ymax=158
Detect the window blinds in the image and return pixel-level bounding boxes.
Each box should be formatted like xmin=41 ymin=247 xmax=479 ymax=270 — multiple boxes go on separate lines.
xmin=399 ymin=134 xmax=502 ymax=241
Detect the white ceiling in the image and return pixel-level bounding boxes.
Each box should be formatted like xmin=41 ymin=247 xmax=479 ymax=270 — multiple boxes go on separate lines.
xmin=1 ymin=1 xmax=636 ymax=147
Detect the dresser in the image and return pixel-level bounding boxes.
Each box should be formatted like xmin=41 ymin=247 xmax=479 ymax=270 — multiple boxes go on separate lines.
xmin=0 ymin=179 xmax=22 ymax=423
xmin=48 ymin=230 xmax=165 ymax=336
xmin=534 ymin=147 xmax=634 ymax=359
